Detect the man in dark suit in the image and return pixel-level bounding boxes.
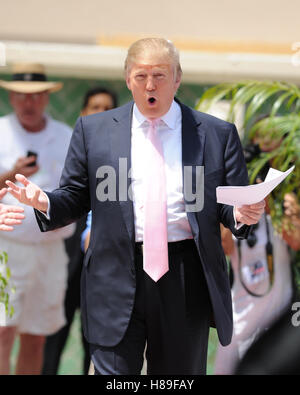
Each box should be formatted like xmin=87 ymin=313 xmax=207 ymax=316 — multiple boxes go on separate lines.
xmin=5 ymin=38 xmax=265 ymax=375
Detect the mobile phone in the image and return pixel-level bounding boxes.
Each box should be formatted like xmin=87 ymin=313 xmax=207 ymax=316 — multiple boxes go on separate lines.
xmin=26 ymin=150 xmax=38 ymax=167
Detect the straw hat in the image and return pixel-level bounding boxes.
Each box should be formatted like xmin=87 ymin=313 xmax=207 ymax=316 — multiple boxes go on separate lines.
xmin=0 ymin=63 xmax=63 ymax=93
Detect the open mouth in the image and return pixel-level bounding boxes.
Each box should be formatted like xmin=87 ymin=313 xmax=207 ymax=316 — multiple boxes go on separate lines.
xmin=148 ymin=97 xmax=156 ymax=104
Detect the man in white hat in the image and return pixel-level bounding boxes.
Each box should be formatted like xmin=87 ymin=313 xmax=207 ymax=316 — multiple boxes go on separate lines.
xmin=0 ymin=63 xmax=74 ymax=374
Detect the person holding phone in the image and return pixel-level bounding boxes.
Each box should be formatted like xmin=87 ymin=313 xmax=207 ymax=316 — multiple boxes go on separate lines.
xmin=0 ymin=63 xmax=75 ymax=374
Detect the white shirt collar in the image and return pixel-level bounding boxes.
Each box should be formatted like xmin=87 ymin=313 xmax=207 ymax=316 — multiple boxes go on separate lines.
xmin=132 ymin=100 xmax=181 ymax=130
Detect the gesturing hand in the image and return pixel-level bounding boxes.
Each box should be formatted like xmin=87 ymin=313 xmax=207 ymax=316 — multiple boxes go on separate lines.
xmin=234 ymin=200 xmax=265 ymax=226
xmin=5 ymin=174 xmax=49 ymax=213
xmin=0 ymin=188 xmax=25 ymax=231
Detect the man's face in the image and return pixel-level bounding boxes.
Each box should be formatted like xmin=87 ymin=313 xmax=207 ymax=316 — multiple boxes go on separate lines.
xmin=82 ymin=93 xmax=114 ymax=116
xmin=126 ymin=50 xmax=181 ymax=119
xmin=9 ymin=91 xmax=49 ymax=132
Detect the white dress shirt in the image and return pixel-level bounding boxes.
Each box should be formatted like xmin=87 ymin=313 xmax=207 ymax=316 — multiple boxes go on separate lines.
xmin=131 ymin=100 xmax=193 ymax=242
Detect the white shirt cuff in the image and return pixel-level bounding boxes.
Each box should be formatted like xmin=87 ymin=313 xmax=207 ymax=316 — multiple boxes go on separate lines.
xmin=37 ymin=195 xmax=51 ymax=220
xmin=233 ymin=206 xmax=245 ymax=230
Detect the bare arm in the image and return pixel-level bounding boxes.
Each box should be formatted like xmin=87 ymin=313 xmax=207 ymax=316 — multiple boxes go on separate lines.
xmin=0 ymin=156 xmax=39 ymax=189
xmin=220 ymin=224 xmax=234 ymax=256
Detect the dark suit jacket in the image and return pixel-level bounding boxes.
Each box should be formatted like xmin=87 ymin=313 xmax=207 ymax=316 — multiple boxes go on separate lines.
xmin=35 ymin=99 xmax=249 ymax=347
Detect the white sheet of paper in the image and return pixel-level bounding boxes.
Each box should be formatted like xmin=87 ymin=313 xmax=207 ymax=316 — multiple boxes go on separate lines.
xmin=216 ymin=165 xmax=295 ymax=206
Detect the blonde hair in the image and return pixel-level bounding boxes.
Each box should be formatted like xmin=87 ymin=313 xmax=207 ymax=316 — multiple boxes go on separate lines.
xmin=124 ymin=37 xmax=182 ymax=79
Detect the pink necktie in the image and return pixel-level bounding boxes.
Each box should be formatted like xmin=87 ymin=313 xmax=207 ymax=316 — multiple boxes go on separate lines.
xmin=143 ymin=119 xmax=169 ymax=282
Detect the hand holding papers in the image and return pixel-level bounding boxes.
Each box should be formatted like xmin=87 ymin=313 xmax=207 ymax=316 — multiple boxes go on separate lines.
xmin=216 ymin=165 xmax=295 ymax=207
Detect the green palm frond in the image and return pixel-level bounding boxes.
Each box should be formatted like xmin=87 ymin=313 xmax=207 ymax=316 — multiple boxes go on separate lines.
xmin=197 ymin=80 xmax=300 ymax=127
xmin=196 ymin=80 xmax=300 ymax=234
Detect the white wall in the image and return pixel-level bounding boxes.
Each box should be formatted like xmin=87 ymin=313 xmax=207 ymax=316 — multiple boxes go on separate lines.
xmin=0 ymin=0 xmax=299 ymax=46
xmin=0 ymin=0 xmax=299 ymax=83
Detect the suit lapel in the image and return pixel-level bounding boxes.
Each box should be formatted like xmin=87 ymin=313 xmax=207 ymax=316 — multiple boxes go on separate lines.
xmin=180 ymin=102 xmax=206 ymax=237
xmin=109 ymin=102 xmax=135 ymax=243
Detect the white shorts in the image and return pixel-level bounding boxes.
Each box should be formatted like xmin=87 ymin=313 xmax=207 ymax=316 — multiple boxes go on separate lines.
xmin=0 ymin=236 xmax=68 ymax=335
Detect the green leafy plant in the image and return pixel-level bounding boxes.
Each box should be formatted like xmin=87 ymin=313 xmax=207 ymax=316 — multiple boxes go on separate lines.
xmin=0 ymin=251 xmax=14 ymax=318
xmin=196 ymin=80 xmax=300 ymax=292
xmin=196 ymin=80 xmax=300 ymax=233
